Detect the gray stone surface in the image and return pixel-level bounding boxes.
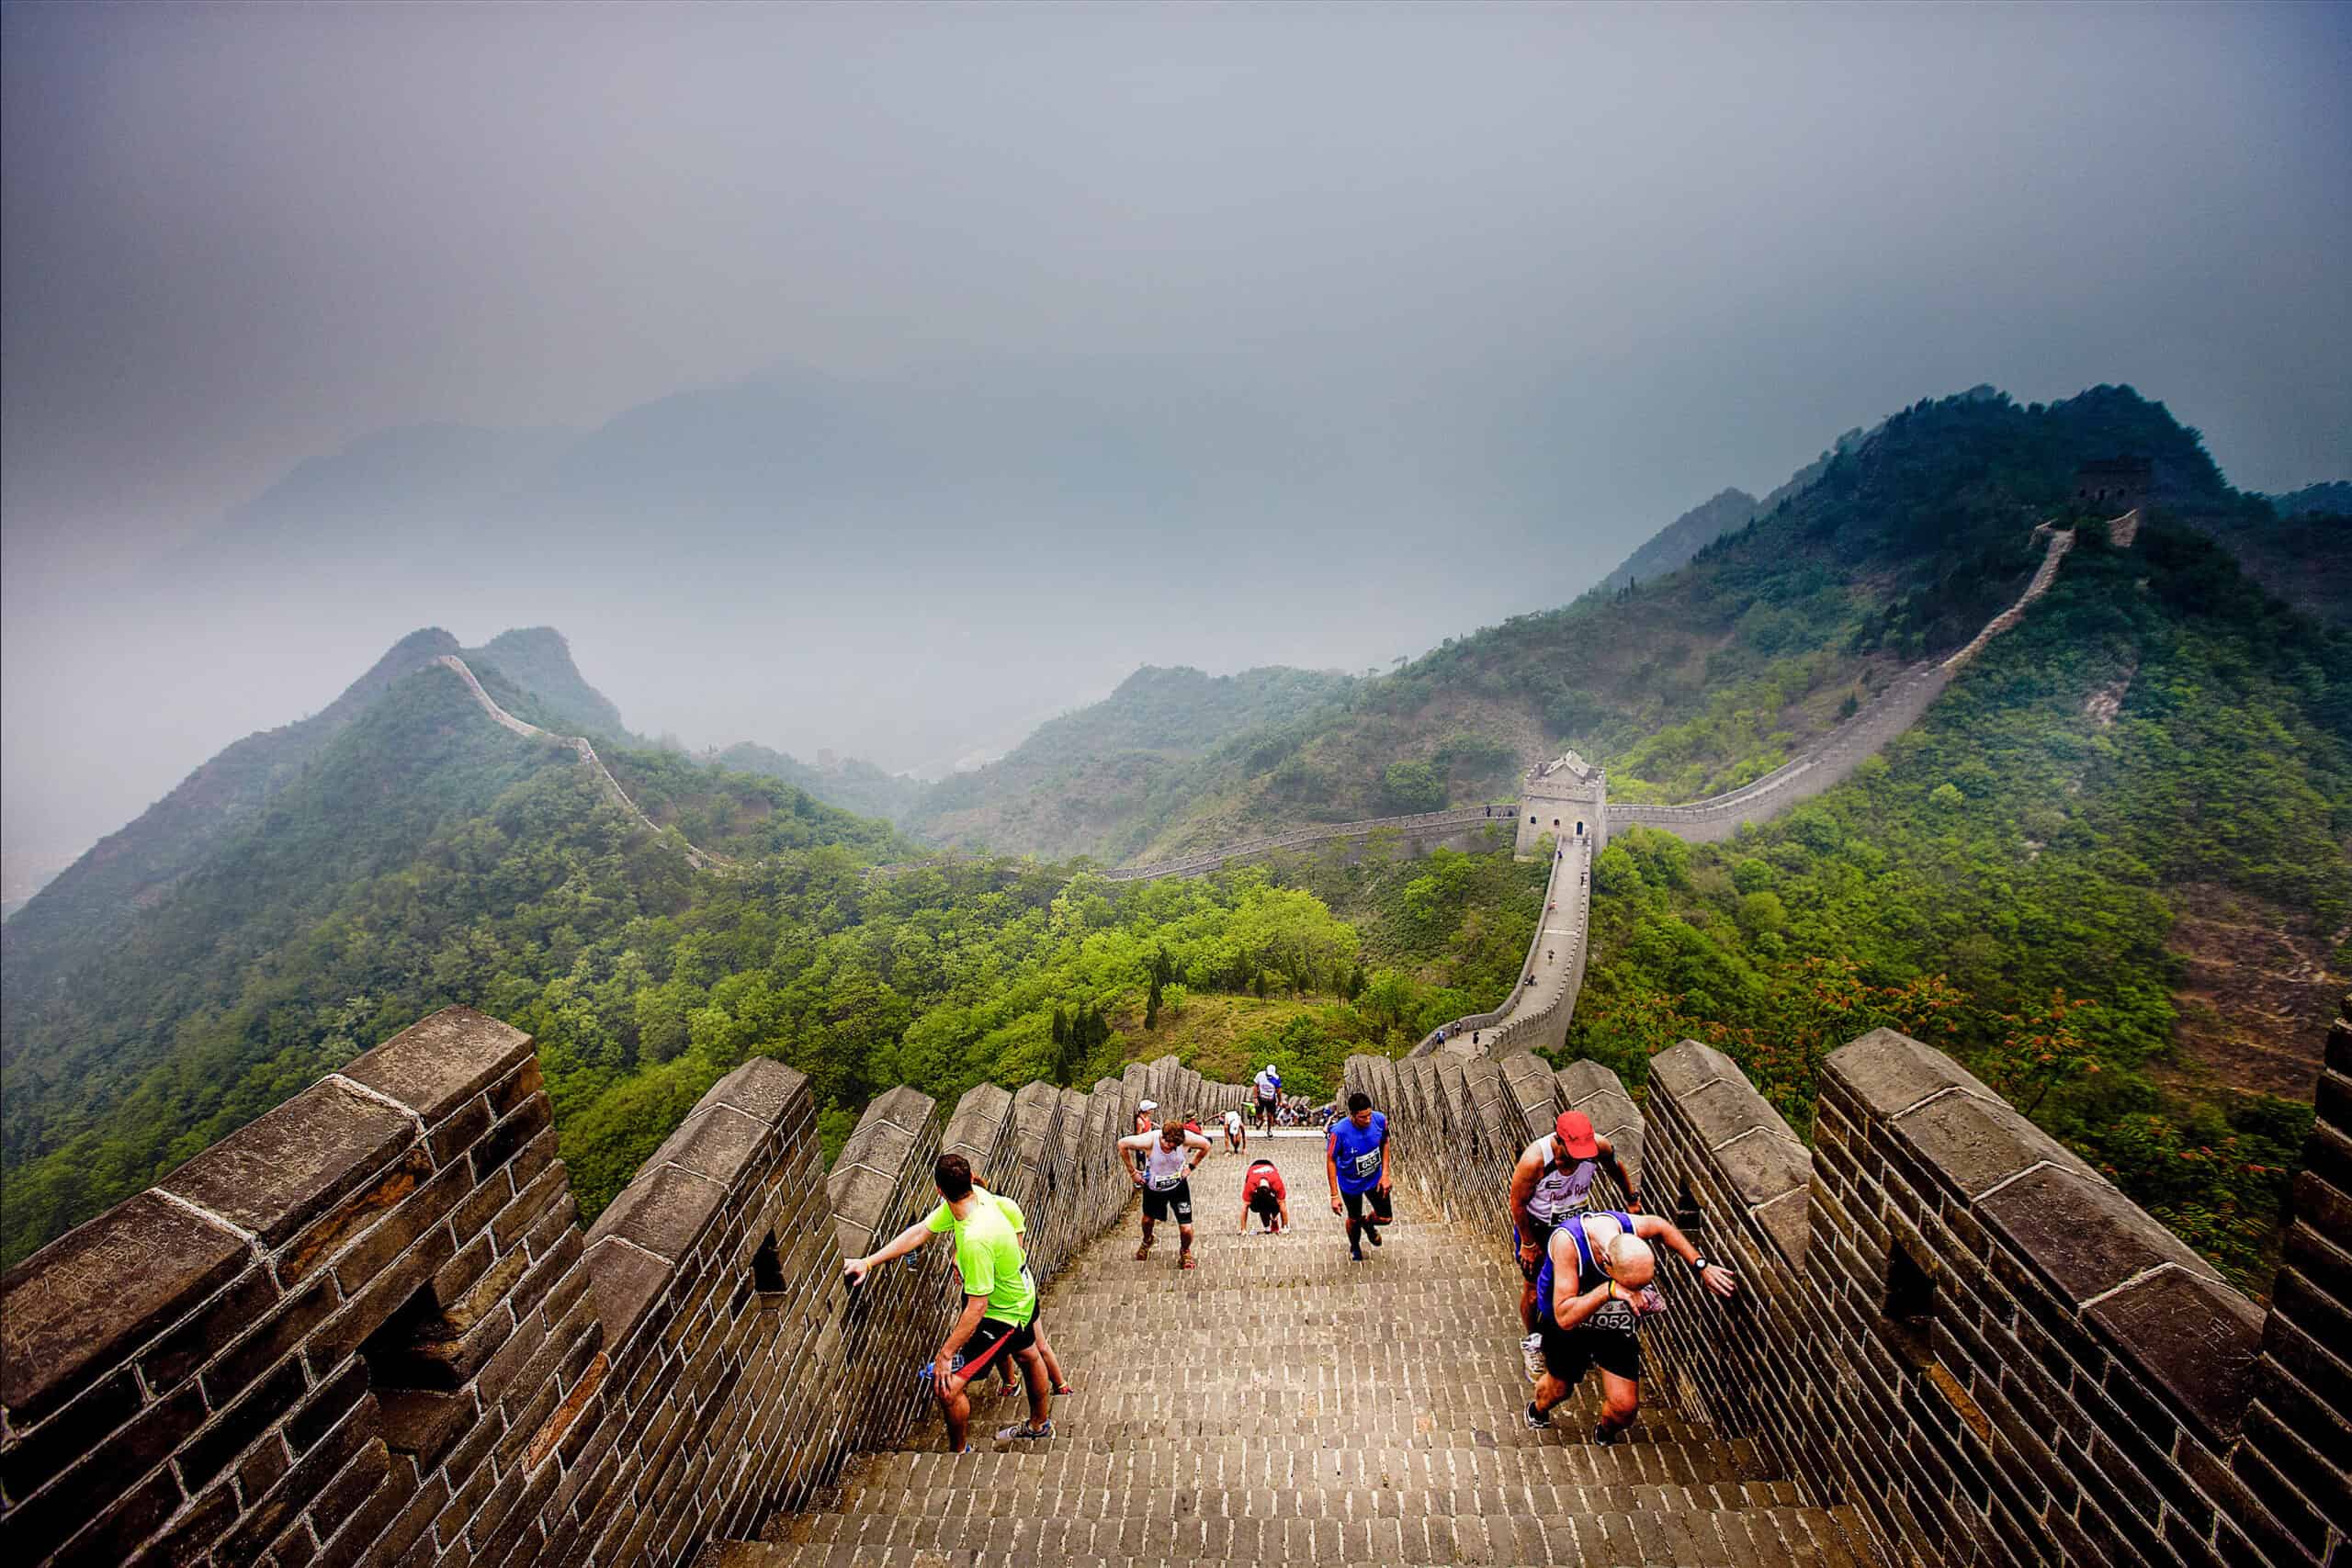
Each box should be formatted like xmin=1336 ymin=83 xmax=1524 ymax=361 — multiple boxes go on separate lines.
xmin=340 ymin=1004 xmax=534 ymax=1121
xmin=2086 ymin=1266 xmax=2264 ymax=1447
xmin=1978 ymin=1164 xmax=2221 ymax=1304
xmin=1894 ymin=1093 xmax=2100 ymax=1201
xmin=645 ymin=1103 xmax=775 ymax=1189
xmin=588 ymin=1164 xmax=729 ymax=1261
xmin=1823 ymin=1028 xmax=1996 ymax=1121
xmin=706 ymin=1056 xmax=810 ymax=1129
xmin=161 ymin=1078 xmax=416 ymax=1246
xmin=0 ymin=1192 xmax=248 ymax=1423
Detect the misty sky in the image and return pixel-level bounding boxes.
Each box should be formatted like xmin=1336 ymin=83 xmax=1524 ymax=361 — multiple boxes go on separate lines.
xmin=5 ymin=2 xmax=2348 ymax=863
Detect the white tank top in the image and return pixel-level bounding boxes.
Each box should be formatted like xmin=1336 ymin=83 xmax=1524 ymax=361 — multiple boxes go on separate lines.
xmin=1143 ymin=1139 xmax=1192 ymax=1189
xmin=1522 ymin=1135 xmax=1600 ymax=1222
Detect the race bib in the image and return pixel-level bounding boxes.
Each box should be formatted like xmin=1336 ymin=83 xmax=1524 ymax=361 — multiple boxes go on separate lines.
xmin=1351 ymin=1149 xmax=1382 ymax=1179
xmin=1149 ymin=1171 xmax=1183 ymax=1191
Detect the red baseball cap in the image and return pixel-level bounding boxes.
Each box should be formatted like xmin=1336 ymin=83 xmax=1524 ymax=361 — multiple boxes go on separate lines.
xmin=1554 ymin=1111 xmax=1600 ymax=1159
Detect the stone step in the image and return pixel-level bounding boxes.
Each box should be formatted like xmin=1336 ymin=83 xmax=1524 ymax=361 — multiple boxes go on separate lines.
xmin=707 ymin=1501 xmax=1873 ymax=1566
xmin=820 ymin=1446 xmax=1771 ymax=1506
xmin=797 ymin=1478 xmax=1811 ymax=1532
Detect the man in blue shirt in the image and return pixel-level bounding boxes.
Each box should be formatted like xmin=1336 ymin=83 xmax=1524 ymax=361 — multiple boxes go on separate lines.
xmin=1325 ymin=1090 xmax=1393 ymax=1262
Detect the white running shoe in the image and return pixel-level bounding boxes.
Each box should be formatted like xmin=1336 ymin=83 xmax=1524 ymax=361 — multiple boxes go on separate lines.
xmin=1521 ymin=1333 xmax=1545 ymax=1383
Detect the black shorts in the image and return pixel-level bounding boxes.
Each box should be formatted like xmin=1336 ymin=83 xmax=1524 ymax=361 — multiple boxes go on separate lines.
xmin=1256 ymin=1094 xmax=1277 ymax=1114
xmin=1539 ymin=1322 xmax=1640 ymax=1385
xmin=1340 ymin=1188 xmax=1393 ymax=1225
xmin=958 ymin=1314 xmax=1037 ymax=1381
xmin=1142 ymin=1179 xmax=1194 ymax=1224
xmin=1515 ymin=1220 xmax=1556 ymax=1282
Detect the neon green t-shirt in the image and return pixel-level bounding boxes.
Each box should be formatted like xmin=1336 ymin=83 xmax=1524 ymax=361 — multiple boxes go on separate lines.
xmin=928 ymin=1191 xmax=1025 ymax=1237
xmin=925 ymin=1194 xmax=1035 ymax=1325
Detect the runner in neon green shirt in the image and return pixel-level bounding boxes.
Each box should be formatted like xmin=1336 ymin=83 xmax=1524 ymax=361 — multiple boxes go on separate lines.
xmin=851 ymin=1186 xmax=1074 ymax=1399
xmin=843 ymin=1154 xmax=1054 ymax=1449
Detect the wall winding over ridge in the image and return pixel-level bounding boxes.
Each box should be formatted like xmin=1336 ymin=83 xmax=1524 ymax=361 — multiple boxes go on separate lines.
xmin=0 ymin=1009 xmax=1251 ymax=1567
xmin=432 ymin=656 xmax=731 ymax=872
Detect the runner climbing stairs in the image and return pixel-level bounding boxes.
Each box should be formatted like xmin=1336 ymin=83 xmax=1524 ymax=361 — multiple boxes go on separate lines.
xmin=703 ymin=1137 xmax=1877 ymax=1566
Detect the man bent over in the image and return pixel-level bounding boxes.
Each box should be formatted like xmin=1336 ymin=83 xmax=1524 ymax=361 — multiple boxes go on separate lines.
xmin=1527 ymin=1208 xmax=1736 ymax=1442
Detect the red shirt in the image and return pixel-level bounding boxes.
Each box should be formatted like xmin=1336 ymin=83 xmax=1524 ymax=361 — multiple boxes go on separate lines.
xmin=1242 ymin=1163 xmax=1286 ymax=1203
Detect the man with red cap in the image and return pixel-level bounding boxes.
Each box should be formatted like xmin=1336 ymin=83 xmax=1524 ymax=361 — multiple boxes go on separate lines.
xmin=1508 ymin=1109 xmax=1638 ymax=1382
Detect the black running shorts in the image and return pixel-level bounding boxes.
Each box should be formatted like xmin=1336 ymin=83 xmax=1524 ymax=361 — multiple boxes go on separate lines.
xmin=1142 ymin=1179 xmax=1194 ymax=1224
xmin=1340 ymin=1188 xmax=1393 ymax=1225
xmin=1539 ymin=1322 xmax=1640 ymax=1385
xmin=957 ymin=1314 xmax=1037 ymax=1381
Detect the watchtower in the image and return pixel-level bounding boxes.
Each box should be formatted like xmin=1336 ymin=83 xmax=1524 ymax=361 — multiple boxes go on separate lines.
xmin=2072 ymin=457 xmax=2152 ymax=513
xmin=1513 ymin=750 xmax=1606 ymax=859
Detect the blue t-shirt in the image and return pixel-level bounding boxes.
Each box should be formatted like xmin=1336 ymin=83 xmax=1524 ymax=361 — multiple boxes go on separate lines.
xmin=1327 ymin=1111 xmax=1388 ymax=1195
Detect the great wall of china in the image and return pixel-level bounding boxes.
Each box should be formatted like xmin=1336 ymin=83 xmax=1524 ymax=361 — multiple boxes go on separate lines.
xmin=21 ymin=508 xmax=2314 ymax=1568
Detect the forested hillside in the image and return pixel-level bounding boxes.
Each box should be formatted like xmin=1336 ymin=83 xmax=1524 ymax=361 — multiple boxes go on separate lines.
xmin=1020 ymin=385 xmax=2252 ymax=862
xmin=1566 ymin=523 xmax=2350 ymax=1291
xmin=0 ymin=644 xmax=1516 ymax=1265
xmin=0 ymin=650 xmax=908 ymax=1262
xmin=900 ymin=663 xmax=1356 ymax=858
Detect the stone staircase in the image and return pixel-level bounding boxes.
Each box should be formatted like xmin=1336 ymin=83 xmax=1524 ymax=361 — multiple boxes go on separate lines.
xmin=703 ymin=1137 xmax=1875 ymax=1567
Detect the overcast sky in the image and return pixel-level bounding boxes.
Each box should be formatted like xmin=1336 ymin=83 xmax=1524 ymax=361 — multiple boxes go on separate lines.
xmin=5 ymin=1 xmax=2348 ymax=863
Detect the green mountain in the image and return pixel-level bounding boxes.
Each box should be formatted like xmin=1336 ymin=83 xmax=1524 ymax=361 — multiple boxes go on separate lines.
xmin=0 ymin=637 xmax=909 ymax=1262
xmin=1596 ymin=486 xmax=1759 ymax=596
xmin=468 ymin=626 xmax=632 ymax=736
xmin=899 ymin=663 xmax=1359 ymax=860
xmin=1067 ymin=386 xmax=2272 ymax=857
xmin=709 ymin=741 xmax=930 ymax=825
xmin=2202 ymin=488 xmax=2352 ymax=628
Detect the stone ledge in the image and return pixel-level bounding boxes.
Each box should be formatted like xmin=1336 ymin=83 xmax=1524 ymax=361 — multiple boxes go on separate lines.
xmin=1824 ymin=1028 xmax=2000 ymax=1121
xmin=0 ymin=1192 xmax=250 ymax=1427
xmin=160 ymin=1078 xmax=417 ymax=1247
xmin=340 ymin=1004 xmax=533 ymax=1122
xmin=586 ymin=1164 xmax=730 ymax=1263
xmin=1891 ymin=1091 xmax=2103 ymax=1202
xmin=1977 ymin=1163 xmax=2221 ymax=1306
xmin=2085 ymin=1264 xmax=2264 ymax=1448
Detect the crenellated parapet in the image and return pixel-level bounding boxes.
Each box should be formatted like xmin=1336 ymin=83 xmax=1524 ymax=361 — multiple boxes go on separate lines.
xmin=0 ymin=1007 xmax=1256 ymax=1567
xmin=1351 ymin=999 xmax=2346 ymax=1568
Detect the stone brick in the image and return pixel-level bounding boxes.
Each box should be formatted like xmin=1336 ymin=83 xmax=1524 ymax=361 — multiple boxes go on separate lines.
xmin=339 ymin=1006 xmax=533 ymax=1122
xmin=588 ymin=1166 xmax=729 ymax=1263
xmin=1 ymin=1190 xmax=248 ymax=1425
xmin=0 ymin=1368 xmax=139 ymax=1501
xmin=163 ymin=1079 xmax=417 ymax=1247
xmin=1825 ymin=1029 xmax=1996 ymax=1120
xmin=2084 ymin=1266 xmax=2262 ymax=1448
xmin=1980 ymin=1165 xmax=2221 ymax=1307
xmin=177 ymin=1357 xmax=309 ymax=1491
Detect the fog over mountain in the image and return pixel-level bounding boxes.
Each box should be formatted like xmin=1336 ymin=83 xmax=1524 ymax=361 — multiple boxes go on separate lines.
xmin=5 ymin=3 xmax=2348 ymax=865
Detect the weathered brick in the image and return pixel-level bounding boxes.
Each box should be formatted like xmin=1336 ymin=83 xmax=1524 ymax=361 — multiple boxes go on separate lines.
xmin=1 ymin=1192 xmax=248 ymax=1426
xmin=164 ymin=1079 xmax=416 ymax=1248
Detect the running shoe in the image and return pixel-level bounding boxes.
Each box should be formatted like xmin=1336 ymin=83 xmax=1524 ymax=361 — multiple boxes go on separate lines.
xmin=1365 ymin=1222 xmax=1382 ymax=1247
xmin=1594 ymin=1422 xmax=1624 ymax=1446
xmin=1520 ymin=1333 xmax=1545 ymax=1383
xmin=1524 ymin=1402 xmax=1550 ymax=1429
xmin=996 ymin=1421 xmax=1054 ymax=1442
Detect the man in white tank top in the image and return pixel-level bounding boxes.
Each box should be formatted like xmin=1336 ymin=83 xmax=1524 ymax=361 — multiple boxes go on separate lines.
xmin=1118 ymin=1120 xmax=1210 ymax=1269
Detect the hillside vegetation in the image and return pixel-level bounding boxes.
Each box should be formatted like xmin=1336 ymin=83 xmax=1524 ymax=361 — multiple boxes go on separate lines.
xmin=1566 ymin=524 xmax=2350 ymax=1292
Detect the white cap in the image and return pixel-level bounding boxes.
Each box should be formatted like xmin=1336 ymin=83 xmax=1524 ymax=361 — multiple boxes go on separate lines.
xmin=1139 ymin=1100 xmax=1158 ymax=1111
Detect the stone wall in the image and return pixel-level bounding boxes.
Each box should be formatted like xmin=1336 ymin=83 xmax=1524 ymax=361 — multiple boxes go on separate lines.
xmin=0 ymin=1007 xmax=1247 ymax=1567
xmin=1639 ymin=1023 xmax=2340 ymax=1568
xmin=1102 ymin=808 xmax=1518 ymax=883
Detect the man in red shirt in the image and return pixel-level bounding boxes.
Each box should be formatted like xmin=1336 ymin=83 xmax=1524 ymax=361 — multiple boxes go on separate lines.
xmin=1238 ymin=1158 xmax=1290 ymax=1233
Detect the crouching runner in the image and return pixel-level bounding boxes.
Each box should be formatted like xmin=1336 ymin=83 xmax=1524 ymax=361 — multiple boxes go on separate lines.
xmin=1238 ymin=1157 xmax=1289 ymax=1233
xmin=1527 ymin=1208 xmax=1737 ymax=1443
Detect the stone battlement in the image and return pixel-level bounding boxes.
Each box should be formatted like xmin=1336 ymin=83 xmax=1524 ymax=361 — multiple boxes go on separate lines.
xmin=1352 ymin=1000 xmax=2351 ymax=1568
xmin=0 ymin=1009 xmax=1254 ymax=1567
